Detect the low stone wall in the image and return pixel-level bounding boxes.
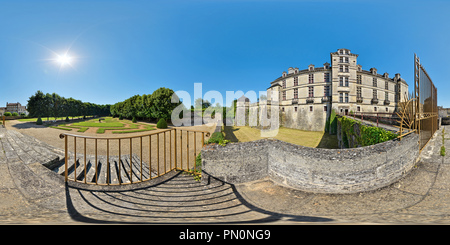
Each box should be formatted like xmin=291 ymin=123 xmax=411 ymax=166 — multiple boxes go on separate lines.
xmin=201 ymin=133 xmax=420 ymax=194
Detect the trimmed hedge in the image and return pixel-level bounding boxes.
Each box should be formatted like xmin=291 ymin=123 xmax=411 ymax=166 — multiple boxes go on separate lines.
xmin=156 ymin=118 xmax=167 ymax=129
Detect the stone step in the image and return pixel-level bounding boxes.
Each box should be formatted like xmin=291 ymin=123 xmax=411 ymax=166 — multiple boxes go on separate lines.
xmin=6 ymin=130 xmax=62 ymax=168
xmin=52 ymin=153 xmax=157 ymax=185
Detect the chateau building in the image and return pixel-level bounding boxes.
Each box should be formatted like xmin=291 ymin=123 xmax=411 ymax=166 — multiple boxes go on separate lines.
xmin=1 ymin=102 xmax=28 ymax=116
xmin=266 ymin=48 xmax=409 ymax=131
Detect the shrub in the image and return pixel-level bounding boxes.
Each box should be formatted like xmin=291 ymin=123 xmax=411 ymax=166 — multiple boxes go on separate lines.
xmin=329 ymin=109 xmax=337 ymax=134
xmin=119 ymin=115 xmax=123 ymax=120
xmin=4 ymin=112 xmax=12 ymax=116
xmin=11 ymin=112 xmax=19 ymax=116
xmin=65 ymin=116 xmax=70 ymax=122
xmin=207 ymin=132 xmax=225 ymax=144
xmin=440 ymin=146 xmax=446 ymax=156
xmin=132 ymin=116 xmax=137 ymax=123
xmin=156 ymin=118 xmax=167 ymax=129
xmin=36 ymin=116 xmax=43 ymax=125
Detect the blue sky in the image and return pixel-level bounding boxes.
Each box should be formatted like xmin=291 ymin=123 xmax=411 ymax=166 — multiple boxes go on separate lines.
xmin=0 ymin=0 xmax=449 ymax=108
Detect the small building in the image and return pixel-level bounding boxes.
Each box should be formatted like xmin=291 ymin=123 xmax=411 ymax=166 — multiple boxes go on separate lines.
xmin=4 ymin=102 xmax=28 ymax=116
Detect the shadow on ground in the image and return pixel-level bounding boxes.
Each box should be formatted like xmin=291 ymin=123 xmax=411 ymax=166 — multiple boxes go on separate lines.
xmin=65 ymin=171 xmax=333 ymax=224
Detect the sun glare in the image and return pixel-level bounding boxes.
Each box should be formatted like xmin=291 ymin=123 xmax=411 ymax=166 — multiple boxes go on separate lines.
xmin=56 ymin=54 xmax=72 ymax=66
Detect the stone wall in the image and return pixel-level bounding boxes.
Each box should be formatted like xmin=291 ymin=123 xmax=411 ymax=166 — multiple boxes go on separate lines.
xmin=201 ymin=133 xmax=420 ymax=194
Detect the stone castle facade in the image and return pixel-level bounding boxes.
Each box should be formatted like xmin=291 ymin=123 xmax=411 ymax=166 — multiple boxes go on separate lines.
xmin=265 ymin=48 xmax=409 ymax=131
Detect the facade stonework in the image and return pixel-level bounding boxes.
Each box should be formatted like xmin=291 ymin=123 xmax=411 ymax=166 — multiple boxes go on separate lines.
xmin=266 ymin=48 xmax=409 ymax=131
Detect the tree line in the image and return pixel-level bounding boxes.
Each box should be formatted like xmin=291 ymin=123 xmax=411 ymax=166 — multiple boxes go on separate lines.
xmin=27 ymin=90 xmax=111 ymax=121
xmin=109 ymin=87 xmax=181 ymax=121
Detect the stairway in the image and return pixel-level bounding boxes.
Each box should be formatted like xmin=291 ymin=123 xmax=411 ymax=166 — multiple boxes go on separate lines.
xmin=51 ymin=152 xmax=158 ymax=185
xmin=2 ymin=129 xmax=64 ymax=168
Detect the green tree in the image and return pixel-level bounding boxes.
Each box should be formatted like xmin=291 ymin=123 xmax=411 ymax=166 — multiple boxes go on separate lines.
xmin=150 ymin=87 xmax=180 ymax=121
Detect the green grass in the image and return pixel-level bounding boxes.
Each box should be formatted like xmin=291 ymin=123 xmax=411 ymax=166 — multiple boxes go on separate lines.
xmin=47 ymin=116 xmax=157 ymax=134
xmin=77 ymin=127 xmax=89 ymax=132
xmin=112 ymin=125 xmax=156 ymax=134
xmin=223 ymin=126 xmax=338 ymax=149
xmin=72 ymin=121 xmax=124 ymax=127
xmin=50 ymin=126 xmax=72 ymax=131
xmin=18 ymin=118 xmax=38 ymax=122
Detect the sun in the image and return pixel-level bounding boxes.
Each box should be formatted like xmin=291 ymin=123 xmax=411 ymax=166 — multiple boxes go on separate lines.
xmin=56 ymin=53 xmax=73 ymax=66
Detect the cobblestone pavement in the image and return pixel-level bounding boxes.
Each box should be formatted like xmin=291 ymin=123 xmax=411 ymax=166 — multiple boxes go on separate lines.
xmin=0 ymin=125 xmax=449 ymax=224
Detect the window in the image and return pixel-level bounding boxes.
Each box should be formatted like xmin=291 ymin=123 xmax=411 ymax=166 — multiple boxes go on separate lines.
xmin=357 ymin=86 xmax=362 ymax=98
xmin=385 ymin=92 xmax=389 ymax=101
xmin=345 ymin=93 xmax=349 ymax=103
xmin=374 ymin=107 xmax=377 ymax=112
xmin=324 ymin=73 xmax=330 ymax=83
xmin=339 ymin=76 xmax=349 ymax=87
xmin=282 ymin=91 xmax=286 ymax=101
xmin=282 ymin=107 xmax=285 ymax=112
xmin=324 ymin=105 xmax=327 ymax=112
xmin=373 ymin=77 xmax=377 ymax=87
xmin=308 ymin=86 xmax=314 ymax=97
xmin=385 ymin=81 xmax=388 ymax=90
xmin=339 ymin=65 xmax=343 ymax=72
xmin=339 ymin=93 xmax=343 ymax=103
xmin=373 ymin=89 xmax=377 ymax=99
xmin=357 ymin=106 xmax=360 ymax=112
xmin=357 ymin=75 xmax=362 ymax=84
xmin=310 ymin=106 xmax=313 ymax=112
xmin=385 ymin=107 xmax=388 ymax=112
xmin=345 ymin=66 xmax=349 ymax=72
xmin=282 ymin=80 xmax=286 ymax=89
xmin=309 ymin=74 xmax=314 ymax=84
xmin=294 ymin=76 xmax=298 ymax=86
xmin=294 ymin=88 xmax=298 ymax=99
xmin=324 ymin=86 xmax=330 ymax=96
xmin=294 ymin=107 xmax=298 ymax=112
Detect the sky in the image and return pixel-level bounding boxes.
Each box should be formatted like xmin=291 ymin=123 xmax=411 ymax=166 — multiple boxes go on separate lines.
xmin=0 ymin=0 xmax=449 ymax=108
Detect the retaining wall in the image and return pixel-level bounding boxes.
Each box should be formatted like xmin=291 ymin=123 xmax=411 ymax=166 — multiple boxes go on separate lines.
xmin=201 ymin=133 xmax=420 ymax=194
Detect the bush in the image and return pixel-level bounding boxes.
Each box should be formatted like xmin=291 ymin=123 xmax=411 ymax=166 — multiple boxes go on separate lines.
xmin=12 ymin=112 xmax=19 ymax=116
xmin=207 ymin=132 xmax=225 ymax=144
xmin=3 ymin=112 xmax=12 ymax=116
xmin=132 ymin=116 xmax=137 ymax=123
xmin=65 ymin=116 xmax=70 ymax=122
xmin=36 ymin=116 xmax=43 ymax=125
xmin=119 ymin=115 xmax=123 ymax=120
xmin=329 ymin=109 xmax=337 ymax=134
xmin=440 ymin=146 xmax=446 ymax=156
xmin=156 ymin=118 xmax=167 ymax=129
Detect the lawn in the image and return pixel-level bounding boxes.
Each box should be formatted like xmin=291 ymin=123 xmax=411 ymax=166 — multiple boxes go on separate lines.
xmin=45 ymin=117 xmax=157 ymax=134
xmin=223 ymin=126 xmax=338 ymax=149
xmin=71 ymin=121 xmax=124 ymax=127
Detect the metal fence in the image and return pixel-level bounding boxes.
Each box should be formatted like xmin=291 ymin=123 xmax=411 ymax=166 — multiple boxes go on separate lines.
xmin=415 ymin=54 xmax=438 ymax=151
xmin=59 ymin=128 xmax=210 ymax=185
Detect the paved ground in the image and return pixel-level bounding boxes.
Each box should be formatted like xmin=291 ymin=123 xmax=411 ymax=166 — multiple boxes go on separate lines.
xmin=0 ymin=123 xmax=450 ymax=224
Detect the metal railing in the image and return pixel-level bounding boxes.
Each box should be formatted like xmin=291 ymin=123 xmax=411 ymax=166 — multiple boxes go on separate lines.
xmin=340 ymin=111 xmax=400 ymax=128
xmin=59 ymin=128 xmax=210 ymax=185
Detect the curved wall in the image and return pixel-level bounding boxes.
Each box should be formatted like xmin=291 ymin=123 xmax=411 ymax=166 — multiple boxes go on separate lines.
xmin=201 ymin=133 xmax=419 ymax=194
